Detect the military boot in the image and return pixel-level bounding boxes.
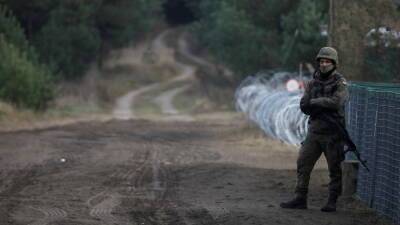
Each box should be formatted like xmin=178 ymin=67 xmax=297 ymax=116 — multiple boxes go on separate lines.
xmin=280 ymin=194 xmax=307 ymax=209
xmin=321 ymin=194 xmax=338 ymax=212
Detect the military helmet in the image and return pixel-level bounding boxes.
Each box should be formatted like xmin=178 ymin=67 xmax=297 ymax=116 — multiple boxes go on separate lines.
xmin=316 ymin=47 xmax=338 ymax=65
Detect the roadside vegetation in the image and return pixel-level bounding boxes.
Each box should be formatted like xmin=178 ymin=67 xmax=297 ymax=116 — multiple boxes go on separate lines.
xmin=188 ymin=0 xmax=329 ymax=83
xmin=1 ymin=0 xmax=399 ymax=126
xmin=0 ymin=0 xmax=163 ymax=122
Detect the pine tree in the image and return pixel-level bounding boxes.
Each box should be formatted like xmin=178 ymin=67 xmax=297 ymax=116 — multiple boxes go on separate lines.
xmin=34 ymin=1 xmax=101 ymax=80
xmin=0 ymin=4 xmax=53 ymax=109
xmin=281 ymin=0 xmax=328 ymax=68
xmin=0 ymin=35 xmax=53 ymax=109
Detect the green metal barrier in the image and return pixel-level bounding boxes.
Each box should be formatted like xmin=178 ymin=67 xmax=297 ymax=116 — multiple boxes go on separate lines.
xmin=347 ymin=82 xmax=400 ymax=224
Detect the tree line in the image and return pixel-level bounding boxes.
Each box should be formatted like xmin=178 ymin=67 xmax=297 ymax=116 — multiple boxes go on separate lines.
xmin=189 ymin=0 xmax=400 ymax=83
xmin=187 ymin=0 xmax=329 ymax=82
xmin=0 ymin=0 xmax=163 ymax=109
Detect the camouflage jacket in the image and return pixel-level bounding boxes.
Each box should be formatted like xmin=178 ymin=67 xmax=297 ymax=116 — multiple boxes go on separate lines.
xmin=300 ymin=71 xmax=349 ymax=134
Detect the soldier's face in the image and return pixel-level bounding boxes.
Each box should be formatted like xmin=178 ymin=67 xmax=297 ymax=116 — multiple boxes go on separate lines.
xmin=319 ymin=58 xmax=335 ymax=74
xmin=319 ymin=58 xmax=333 ymax=66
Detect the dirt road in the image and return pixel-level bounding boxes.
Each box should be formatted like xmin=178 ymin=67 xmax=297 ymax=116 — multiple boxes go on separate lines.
xmin=0 ymin=117 xmax=391 ymax=225
xmin=113 ymin=29 xmax=195 ymax=121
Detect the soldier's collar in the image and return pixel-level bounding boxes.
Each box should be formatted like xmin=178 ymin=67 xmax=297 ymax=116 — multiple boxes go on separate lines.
xmin=314 ymin=70 xmax=339 ymax=84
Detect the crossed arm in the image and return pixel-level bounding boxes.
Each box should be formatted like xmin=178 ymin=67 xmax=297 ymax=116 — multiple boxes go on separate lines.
xmin=300 ymin=80 xmax=349 ymax=116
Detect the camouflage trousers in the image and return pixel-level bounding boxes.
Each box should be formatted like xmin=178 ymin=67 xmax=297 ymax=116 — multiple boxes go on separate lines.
xmin=295 ymin=132 xmax=345 ymax=197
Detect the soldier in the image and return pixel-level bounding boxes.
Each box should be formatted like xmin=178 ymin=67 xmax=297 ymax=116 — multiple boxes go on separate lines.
xmin=280 ymin=47 xmax=349 ymax=212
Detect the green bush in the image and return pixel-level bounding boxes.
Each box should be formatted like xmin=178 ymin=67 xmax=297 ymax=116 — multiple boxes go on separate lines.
xmin=191 ymin=1 xmax=267 ymax=79
xmin=0 ymin=4 xmax=53 ymax=109
xmin=190 ymin=0 xmax=328 ymax=80
xmin=30 ymin=0 xmax=163 ymax=80
xmin=0 ymin=36 xmax=53 ymax=109
xmin=33 ymin=2 xmax=101 ymax=80
xmin=0 ymin=5 xmax=39 ymax=62
xmin=0 ymin=0 xmax=57 ymax=37
xmin=96 ymin=0 xmax=163 ymax=48
xmin=1 ymin=1 xmax=163 ymax=80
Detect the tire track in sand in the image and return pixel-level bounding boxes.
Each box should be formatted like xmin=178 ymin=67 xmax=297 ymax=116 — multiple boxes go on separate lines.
xmin=27 ymin=207 xmax=67 ymax=225
xmin=112 ymin=30 xmax=171 ymax=120
xmin=113 ymin=82 xmax=161 ymax=120
xmin=153 ymin=84 xmax=192 ymax=114
xmin=89 ymin=193 xmax=125 ymax=225
xmin=151 ymin=33 xmax=200 ymax=121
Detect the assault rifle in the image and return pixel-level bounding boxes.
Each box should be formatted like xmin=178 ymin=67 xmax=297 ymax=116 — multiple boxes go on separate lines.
xmin=317 ymin=112 xmax=370 ymax=172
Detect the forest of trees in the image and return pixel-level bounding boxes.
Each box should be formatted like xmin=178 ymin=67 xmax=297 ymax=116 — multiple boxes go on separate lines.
xmin=0 ymin=0 xmax=163 ymax=109
xmin=2 ymin=0 xmax=398 ymax=110
xmin=189 ymin=0 xmax=400 ymax=82
xmin=187 ymin=0 xmax=329 ymax=81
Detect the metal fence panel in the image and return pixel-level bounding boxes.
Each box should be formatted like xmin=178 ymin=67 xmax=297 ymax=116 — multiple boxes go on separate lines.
xmin=373 ymin=92 xmax=400 ymax=222
xmin=349 ymin=83 xmax=400 ymax=225
xmin=354 ymin=90 xmax=379 ymax=206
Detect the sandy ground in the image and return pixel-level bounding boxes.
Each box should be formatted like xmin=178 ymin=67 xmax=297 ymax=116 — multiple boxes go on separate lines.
xmin=0 ymin=118 xmax=392 ymax=225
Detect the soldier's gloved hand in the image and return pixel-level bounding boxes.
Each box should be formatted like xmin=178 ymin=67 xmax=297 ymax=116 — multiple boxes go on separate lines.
xmin=301 ymin=107 xmax=312 ymax=115
xmin=309 ymin=108 xmax=323 ymax=117
xmin=300 ymin=101 xmax=313 ymax=115
xmin=304 ymin=101 xmax=325 ymax=117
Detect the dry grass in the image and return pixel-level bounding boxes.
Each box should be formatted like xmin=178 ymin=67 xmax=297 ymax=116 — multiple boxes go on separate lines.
xmin=0 ymin=102 xmax=36 ymax=126
xmin=173 ymin=81 xmax=209 ymax=114
xmin=228 ymin=119 xmax=297 ymax=151
xmin=0 ymin=101 xmax=111 ymax=132
xmin=0 ymin=28 xmax=236 ymax=130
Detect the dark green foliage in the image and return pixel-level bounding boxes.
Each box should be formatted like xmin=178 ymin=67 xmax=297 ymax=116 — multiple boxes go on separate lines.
xmin=34 ymin=1 xmax=101 ymax=80
xmin=0 ymin=5 xmax=28 ymax=49
xmin=190 ymin=0 xmax=328 ymax=80
xmin=0 ymin=1 xmax=163 ymax=108
xmin=0 ymin=36 xmax=53 ymax=109
xmin=96 ymin=0 xmax=162 ymax=48
xmin=364 ymin=46 xmax=400 ymax=82
xmin=192 ymin=2 xmax=266 ymax=78
xmin=0 ymin=5 xmax=38 ymax=62
xmin=0 ymin=5 xmax=53 ymax=109
xmin=1 ymin=0 xmax=163 ymax=80
xmin=0 ymin=0 xmax=57 ymax=38
xmin=235 ymin=0 xmax=298 ymax=29
xmin=281 ymin=0 xmax=328 ymax=68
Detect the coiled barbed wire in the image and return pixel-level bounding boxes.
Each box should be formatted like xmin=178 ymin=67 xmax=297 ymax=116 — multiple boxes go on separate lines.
xmin=235 ymin=71 xmax=309 ymax=146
